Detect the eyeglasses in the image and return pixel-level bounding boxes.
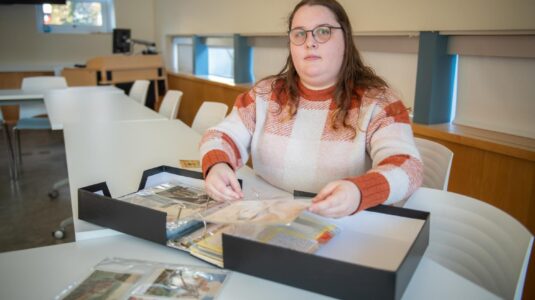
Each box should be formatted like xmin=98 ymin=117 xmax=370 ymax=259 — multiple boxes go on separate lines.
xmin=288 ymin=25 xmax=342 ymax=46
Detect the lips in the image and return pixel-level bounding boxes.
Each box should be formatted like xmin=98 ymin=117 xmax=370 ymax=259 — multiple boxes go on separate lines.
xmin=304 ymin=55 xmax=321 ymax=61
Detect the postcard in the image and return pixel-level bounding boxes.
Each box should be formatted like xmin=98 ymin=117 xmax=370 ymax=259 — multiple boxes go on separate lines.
xmin=61 ymin=270 xmax=141 ymax=300
xmin=156 ymin=185 xmax=210 ymax=206
xmin=131 ymin=267 xmax=228 ymax=300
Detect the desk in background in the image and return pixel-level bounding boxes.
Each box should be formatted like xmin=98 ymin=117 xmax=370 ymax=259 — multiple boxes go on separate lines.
xmin=62 ymin=55 xmax=168 ymax=110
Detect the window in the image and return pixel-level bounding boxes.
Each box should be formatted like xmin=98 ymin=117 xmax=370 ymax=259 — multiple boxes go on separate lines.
xmin=172 ymin=36 xmax=194 ymax=74
xmin=36 ymin=0 xmax=115 ymax=34
xmin=173 ymin=35 xmax=252 ymax=84
xmin=206 ymin=37 xmax=234 ymax=80
xmin=208 ymin=46 xmax=234 ymax=79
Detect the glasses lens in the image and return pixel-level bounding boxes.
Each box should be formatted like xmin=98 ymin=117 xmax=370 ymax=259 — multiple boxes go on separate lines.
xmin=289 ymin=29 xmax=306 ymax=45
xmin=313 ymin=26 xmax=332 ymax=43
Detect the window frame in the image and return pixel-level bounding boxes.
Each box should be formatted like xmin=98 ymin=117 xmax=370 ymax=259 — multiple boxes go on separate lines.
xmin=35 ymin=0 xmax=115 ymax=34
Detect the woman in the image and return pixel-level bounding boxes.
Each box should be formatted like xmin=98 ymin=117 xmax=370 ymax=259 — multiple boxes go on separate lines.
xmin=200 ymin=0 xmax=423 ymax=218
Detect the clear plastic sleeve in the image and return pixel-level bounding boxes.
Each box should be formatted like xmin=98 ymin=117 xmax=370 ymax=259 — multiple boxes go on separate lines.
xmin=55 ymin=257 xmax=230 ymax=300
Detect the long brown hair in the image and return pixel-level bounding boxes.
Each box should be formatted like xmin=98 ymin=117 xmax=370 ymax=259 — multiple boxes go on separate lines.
xmin=258 ymin=0 xmax=387 ymax=132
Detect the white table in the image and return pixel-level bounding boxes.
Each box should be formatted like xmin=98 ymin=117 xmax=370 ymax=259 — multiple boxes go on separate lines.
xmin=0 ymin=89 xmax=43 ymax=105
xmin=44 ymin=92 xmax=163 ymax=130
xmin=1 ymin=86 xmax=128 ymax=179
xmin=0 ymin=86 xmax=123 ymax=113
xmin=0 ymin=196 xmax=500 ymax=300
xmin=0 ymin=86 xmax=121 ymax=101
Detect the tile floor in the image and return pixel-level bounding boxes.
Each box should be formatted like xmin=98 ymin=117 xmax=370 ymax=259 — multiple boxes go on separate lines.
xmin=0 ymin=128 xmax=74 ymax=253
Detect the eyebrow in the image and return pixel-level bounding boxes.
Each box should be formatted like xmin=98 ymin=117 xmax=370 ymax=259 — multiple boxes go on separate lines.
xmin=290 ymin=23 xmax=336 ymax=30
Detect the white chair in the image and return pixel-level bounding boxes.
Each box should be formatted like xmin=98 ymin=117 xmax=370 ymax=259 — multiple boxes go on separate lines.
xmin=158 ymin=90 xmax=183 ymax=119
xmin=414 ymin=137 xmax=454 ymax=190
xmin=191 ymin=101 xmax=228 ymax=134
xmin=14 ymin=76 xmax=68 ymax=166
xmin=129 ymin=80 xmax=150 ymax=106
xmin=404 ymin=188 xmax=533 ymax=300
xmin=21 ymin=76 xmax=68 ymax=92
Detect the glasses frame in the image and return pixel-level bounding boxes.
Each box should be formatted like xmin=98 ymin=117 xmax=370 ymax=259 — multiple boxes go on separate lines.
xmin=288 ymin=25 xmax=343 ymax=46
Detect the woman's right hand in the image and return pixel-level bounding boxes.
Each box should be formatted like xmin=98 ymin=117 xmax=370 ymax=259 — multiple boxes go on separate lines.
xmin=204 ymin=163 xmax=243 ymax=202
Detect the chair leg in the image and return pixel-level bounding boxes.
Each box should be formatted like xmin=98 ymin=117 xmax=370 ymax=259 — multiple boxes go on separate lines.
xmin=3 ymin=124 xmax=17 ymax=180
xmin=14 ymin=127 xmax=22 ymax=167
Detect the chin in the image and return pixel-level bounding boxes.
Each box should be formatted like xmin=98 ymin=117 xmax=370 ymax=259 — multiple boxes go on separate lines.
xmin=301 ymin=74 xmax=331 ymax=85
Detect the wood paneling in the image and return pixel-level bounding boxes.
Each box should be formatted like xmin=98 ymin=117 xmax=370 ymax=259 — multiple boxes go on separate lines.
xmin=61 ymin=68 xmax=97 ymax=86
xmin=167 ymin=72 xmax=248 ymax=126
xmin=0 ymin=71 xmax=54 ymax=123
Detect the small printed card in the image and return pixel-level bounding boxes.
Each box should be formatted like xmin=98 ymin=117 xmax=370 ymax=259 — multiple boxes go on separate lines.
xmin=179 ymin=160 xmax=201 ymax=169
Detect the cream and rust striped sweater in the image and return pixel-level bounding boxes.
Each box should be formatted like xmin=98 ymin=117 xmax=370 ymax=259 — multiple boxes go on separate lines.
xmin=200 ymin=79 xmax=423 ymax=212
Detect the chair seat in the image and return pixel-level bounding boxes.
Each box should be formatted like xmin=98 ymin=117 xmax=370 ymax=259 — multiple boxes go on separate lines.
xmin=15 ymin=117 xmax=51 ymax=130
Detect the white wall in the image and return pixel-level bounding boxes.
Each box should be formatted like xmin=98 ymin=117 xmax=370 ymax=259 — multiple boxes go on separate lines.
xmin=155 ymin=0 xmax=535 ymax=35
xmin=360 ymin=51 xmax=418 ymax=110
xmin=0 ymin=0 xmax=156 ymax=71
xmin=455 ymin=56 xmax=535 ymax=139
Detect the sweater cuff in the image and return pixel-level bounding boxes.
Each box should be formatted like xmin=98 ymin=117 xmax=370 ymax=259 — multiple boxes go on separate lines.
xmin=345 ymin=172 xmax=390 ymax=213
xmin=201 ymin=149 xmax=233 ymax=178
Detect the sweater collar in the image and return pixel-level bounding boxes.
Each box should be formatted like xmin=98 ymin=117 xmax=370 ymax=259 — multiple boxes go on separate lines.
xmin=297 ymin=80 xmax=336 ymax=101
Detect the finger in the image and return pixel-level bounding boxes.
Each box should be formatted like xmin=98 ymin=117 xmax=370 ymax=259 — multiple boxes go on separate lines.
xmin=316 ymin=205 xmax=348 ymax=218
xmin=312 ymin=182 xmax=338 ymax=203
xmin=206 ymin=181 xmax=231 ymax=202
xmin=215 ymin=182 xmax=241 ymax=201
xmin=310 ymin=195 xmax=338 ymax=212
xmin=210 ymin=186 xmax=234 ymax=202
xmin=227 ymin=176 xmax=243 ymax=199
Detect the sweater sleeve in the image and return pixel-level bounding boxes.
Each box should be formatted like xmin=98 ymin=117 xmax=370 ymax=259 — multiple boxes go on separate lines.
xmin=199 ymin=90 xmax=257 ymax=177
xmin=345 ymin=91 xmax=423 ymax=212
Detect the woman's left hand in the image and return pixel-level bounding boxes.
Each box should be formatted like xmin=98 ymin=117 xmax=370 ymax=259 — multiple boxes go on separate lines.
xmin=309 ymin=180 xmax=361 ymax=218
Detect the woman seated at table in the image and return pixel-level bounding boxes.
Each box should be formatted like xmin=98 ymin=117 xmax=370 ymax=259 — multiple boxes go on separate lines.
xmin=199 ymin=0 xmax=423 ymax=218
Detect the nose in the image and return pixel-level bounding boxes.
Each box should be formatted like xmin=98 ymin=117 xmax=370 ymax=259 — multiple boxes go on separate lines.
xmin=305 ymin=31 xmax=318 ymax=48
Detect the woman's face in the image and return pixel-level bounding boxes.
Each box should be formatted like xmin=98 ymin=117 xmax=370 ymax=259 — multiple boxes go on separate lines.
xmin=290 ymin=5 xmax=345 ymax=90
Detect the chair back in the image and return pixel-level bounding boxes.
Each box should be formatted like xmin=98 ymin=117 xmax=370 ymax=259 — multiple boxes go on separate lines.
xmin=21 ymin=76 xmax=68 ymax=92
xmin=158 ymin=90 xmax=183 ymax=119
xmin=414 ymin=137 xmax=453 ymax=190
xmin=129 ymin=80 xmax=150 ymax=105
xmin=404 ymin=188 xmax=533 ymax=300
xmin=191 ymin=101 xmax=228 ymax=134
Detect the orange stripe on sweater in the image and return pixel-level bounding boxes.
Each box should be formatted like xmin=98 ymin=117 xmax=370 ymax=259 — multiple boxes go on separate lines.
xmin=221 ymin=133 xmax=241 ymax=163
xmin=346 ymin=172 xmax=389 ymax=213
xmin=378 ymin=154 xmax=411 ymax=167
xmin=202 ymin=150 xmax=232 ymax=177
xmin=384 ymin=101 xmax=410 ymax=124
xmin=234 ymin=91 xmax=254 ymax=109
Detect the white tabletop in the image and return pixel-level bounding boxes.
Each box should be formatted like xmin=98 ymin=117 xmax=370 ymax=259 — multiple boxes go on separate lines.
xmin=0 ymin=89 xmax=43 ymax=104
xmin=0 ymin=86 xmax=121 ymax=101
xmin=45 ymin=92 xmax=162 ymax=130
